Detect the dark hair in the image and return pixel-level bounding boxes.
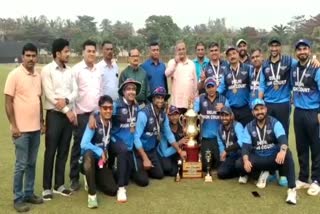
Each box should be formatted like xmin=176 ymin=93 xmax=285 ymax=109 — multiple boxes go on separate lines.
xmin=98 ymin=95 xmax=113 ymax=106
xmin=149 ymin=41 xmax=159 ymax=47
xmin=82 ymin=40 xmax=96 ymax=50
xmin=52 ymin=38 xmax=69 ymax=58
xmin=195 ymin=41 xmax=206 ymax=49
xmin=102 ymin=40 xmax=112 ymax=47
xmin=251 ymin=48 xmax=262 ymax=55
xmin=22 ymin=43 xmax=38 ymax=55
xmin=129 ymin=48 xmax=139 ymax=57
xmin=208 ymin=42 xmax=219 ymax=49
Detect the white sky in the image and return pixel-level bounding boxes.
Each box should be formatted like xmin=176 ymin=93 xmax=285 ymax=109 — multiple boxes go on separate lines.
xmin=1 ymin=0 xmax=319 ymax=31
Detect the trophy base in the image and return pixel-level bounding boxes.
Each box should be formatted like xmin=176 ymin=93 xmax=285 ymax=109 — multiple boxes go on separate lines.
xmin=182 ymin=162 xmax=202 ymax=178
xmin=204 ymin=174 xmax=213 ymax=182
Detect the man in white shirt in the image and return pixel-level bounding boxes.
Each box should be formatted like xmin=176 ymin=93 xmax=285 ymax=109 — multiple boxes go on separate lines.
xmin=41 ymin=38 xmax=77 ymax=200
xmin=96 ymin=40 xmax=119 ymax=100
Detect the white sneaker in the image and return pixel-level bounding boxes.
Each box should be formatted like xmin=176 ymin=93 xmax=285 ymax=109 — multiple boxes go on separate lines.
xmin=307 ymin=181 xmax=320 ymax=196
xmin=117 ymin=187 xmax=127 ymax=203
xmin=286 ymin=188 xmax=297 ymax=205
xmin=256 ymin=171 xmax=270 ymax=189
xmin=295 ymin=180 xmax=310 ymax=189
xmin=238 ymin=175 xmax=248 ymax=184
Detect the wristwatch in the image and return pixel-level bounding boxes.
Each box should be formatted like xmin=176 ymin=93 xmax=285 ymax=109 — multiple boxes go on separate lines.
xmin=281 ymin=145 xmax=288 ymax=152
xmin=65 ymin=98 xmax=70 ymax=105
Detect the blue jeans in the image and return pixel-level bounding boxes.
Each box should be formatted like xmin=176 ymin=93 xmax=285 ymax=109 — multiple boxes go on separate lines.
xmin=13 ymin=131 xmax=40 ymax=202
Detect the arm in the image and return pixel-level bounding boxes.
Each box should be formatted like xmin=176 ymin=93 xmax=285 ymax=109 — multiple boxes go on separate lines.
xmin=134 ymin=112 xmax=150 ymax=163
xmin=118 ymin=68 xmax=126 ymax=87
xmin=5 ymin=95 xmax=19 ymax=130
xmin=241 ymin=126 xmax=252 ymax=157
xmin=192 ymin=64 xmax=199 ymax=97
xmin=274 ymin=121 xmax=287 ymax=147
xmin=258 ymin=68 xmax=266 ymax=99
xmin=159 ymin=136 xmax=177 ymax=157
xmin=193 ymin=97 xmax=200 ymax=113
xmin=81 ymin=125 xmax=103 ymax=158
xmin=165 ymin=59 xmax=177 ymax=77
xmin=217 ymin=132 xmax=225 ymax=155
xmin=41 ymin=66 xmax=59 ymax=108
xmin=217 ymin=75 xmax=226 ymax=94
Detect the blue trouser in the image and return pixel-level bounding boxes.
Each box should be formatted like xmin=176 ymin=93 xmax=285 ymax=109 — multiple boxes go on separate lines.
xmin=217 ymin=154 xmax=240 ymax=179
xmin=13 ymin=131 xmax=41 ymax=202
xmin=160 ymin=154 xmax=179 ymax=176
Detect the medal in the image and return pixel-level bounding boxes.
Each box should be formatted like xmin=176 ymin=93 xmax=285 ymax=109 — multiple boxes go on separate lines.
xmin=124 ymin=97 xmax=136 ymax=134
xmin=130 ymin=122 xmax=135 ymax=133
xmin=233 ymin=88 xmax=237 ymax=94
xmin=296 ymin=60 xmax=311 ymax=95
xmin=151 ymin=104 xmax=162 ymax=141
xmin=274 ymin=84 xmax=279 ymax=90
xmin=270 ymin=61 xmax=281 ymax=91
xmin=251 ymin=92 xmax=256 ymax=97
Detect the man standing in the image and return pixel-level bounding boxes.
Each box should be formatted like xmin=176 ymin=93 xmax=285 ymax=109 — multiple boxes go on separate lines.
xmin=236 ymin=39 xmax=251 ymax=64
xmin=97 ymin=40 xmax=119 ymax=101
xmin=4 ymin=43 xmax=44 ymax=212
xmin=119 ymin=49 xmax=149 ymax=105
xmin=218 ymin=46 xmax=253 ymax=126
xmin=134 ymin=87 xmax=186 ymax=182
xmin=166 ymin=41 xmax=198 ymax=114
xmin=194 ymin=77 xmax=229 ymax=173
xmin=141 ymin=42 xmax=168 ymax=93
xmin=236 ymin=98 xmax=297 ymax=205
xmin=80 ymin=95 xmax=118 ymax=208
xmin=193 ymin=41 xmax=209 ymax=81
xmin=249 ymin=48 xmax=263 ymax=104
xmin=291 ymin=39 xmax=320 ymax=195
xmin=70 ymin=40 xmax=102 ymax=191
xmin=41 ymin=38 xmax=77 ymax=200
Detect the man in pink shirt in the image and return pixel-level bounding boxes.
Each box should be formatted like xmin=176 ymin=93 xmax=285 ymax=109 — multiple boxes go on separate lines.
xmin=70 ymin=40 xmax=102 ymax=191
xmin=165 ymin=41 xmax=198 ymax=114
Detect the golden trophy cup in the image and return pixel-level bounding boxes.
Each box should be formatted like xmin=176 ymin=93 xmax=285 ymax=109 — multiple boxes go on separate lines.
xmin=204 ymin=150 xmax=213 ymax=182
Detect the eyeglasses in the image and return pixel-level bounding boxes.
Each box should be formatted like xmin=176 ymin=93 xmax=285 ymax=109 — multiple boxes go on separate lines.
xmin=100 ymin=106 xmax=113 ymax=111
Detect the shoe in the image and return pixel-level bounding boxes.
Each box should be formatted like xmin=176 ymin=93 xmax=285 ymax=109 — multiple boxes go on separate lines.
xmin=87 ymin=194 xmax=98 ymax=209
xmin=24 ymin=194 xmax=43 ymax=204
xmin=307 ymin=181 xmax=320 ymax=196
xmin=267 ymin=174 xmax=277 ymax=183
xmin=238 ymin=175 xmax=248 ymax=184
xmin=256 ymin=171 xmax=269 ymax=189
xmin=286 ymin=188 xmax=297 ymax=205
xmin=278 ymin=176 xmax=288 ymax=187
xmin=42 ymin=189 xmax=53 ymax=201
xmin=295 ymin=180 xmax=310 ymax=189
xmin=70 ymin=180 xmax=80 ymax=192
xmin=117 ymin=187 xmax=127 ymax=203
xmin=53 ymin=185 xmax=72 ymax=197
xmin=14 ymin=201 xmax=30 ymax=212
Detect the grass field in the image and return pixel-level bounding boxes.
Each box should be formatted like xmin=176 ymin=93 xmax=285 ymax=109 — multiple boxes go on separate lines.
xmin=0 ymin=63 xmax=319 ymax=214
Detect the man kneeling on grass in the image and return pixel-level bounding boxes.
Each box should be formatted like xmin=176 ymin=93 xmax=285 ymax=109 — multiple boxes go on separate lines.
xmin=80 ymin=95 xmax=117 ymax=208
xmin=235 ymin=98 xmax=297 ymax=205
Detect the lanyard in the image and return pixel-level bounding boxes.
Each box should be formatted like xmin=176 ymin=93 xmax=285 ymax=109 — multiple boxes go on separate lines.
xmin=297 ymin=60 xmax=311 ymax=87
xmin=252 ymin=67 xmax=261 ymax=90
xmin=270 ymin=60 xmax=281 ymax=83
xmin=123 ymin=97 xmax=135 ymax=124
xmin=230 ymin=63 xmax=240 ymax=86
xmin=151 ymin=104 xmax=161 ymax=135
xmin=256 ymin=125 xmax=267 ymax=143
xmin=223 ymin=129 xmax=231 ymax=148
xmin=100 ymin=117 xmax=111 ymax=151
xmin=210 ymin=60 xmax=220 ymax=83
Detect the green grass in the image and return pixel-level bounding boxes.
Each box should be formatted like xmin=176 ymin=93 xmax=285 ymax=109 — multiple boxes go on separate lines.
xmin=0 ymin=63 xmax=319 ymax=214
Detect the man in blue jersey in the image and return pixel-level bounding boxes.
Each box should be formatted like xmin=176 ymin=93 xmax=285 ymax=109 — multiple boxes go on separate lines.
xmin=218 ymin=46 xmax=253 ymax=126
xmin=194 ymin=77 xmax=229 ymax=173
xmin=141 ymin=42 xmax=168 ymax=93
xmin=217 ymin=106 xmax=244 ymax=179
xmin=236 ymin=39 xmax=251 ymax=64
xmin=236 ymin=98 xmax=297 ymax=205
xmin=134 ymin=87 xmax=186 ymax=183
xmin=291 ymin=39 xmax=320 ymax=196
xmin=249 ymin=48 xmax=263 ymax=105
xmin=157 ymin=105 xmax=188 ymax=176
xmin=80 ymin=95 xmax=117 ymax=208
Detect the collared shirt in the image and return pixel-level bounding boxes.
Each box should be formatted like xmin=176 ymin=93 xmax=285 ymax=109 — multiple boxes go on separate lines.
xmin=73 ymin=60 xmax=102 ymax=114
xmin=4 ymin=65 xmax=42 ymax=132
xmin=41 ymin=60 xmax=77 ymax=113
xmin=97 ymin=59 xmax=119 ymax=101
xmin=141 ymin=58 xmax=168 ymax=92
xmin=165 ymin=58 xmax=198 ymax=109
xmin=193 ymin=57 xmax=209 ymax=81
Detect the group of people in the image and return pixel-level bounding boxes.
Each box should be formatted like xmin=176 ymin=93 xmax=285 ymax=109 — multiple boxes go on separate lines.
xmin=4 ymin=36 xmax=320 ymax=212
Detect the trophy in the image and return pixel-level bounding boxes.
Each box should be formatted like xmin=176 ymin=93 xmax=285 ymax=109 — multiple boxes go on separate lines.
xmin=175 ymin=159 xmax=182 ymax=182
xmin=179 ymin=100 xmax=202 ymax=179
xmin=204 ymin=150 xmax=213 ymax=182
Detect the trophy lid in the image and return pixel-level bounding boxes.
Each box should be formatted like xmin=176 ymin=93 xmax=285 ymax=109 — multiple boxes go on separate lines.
xmin=185 ymin=108 xmax=197 ymax=117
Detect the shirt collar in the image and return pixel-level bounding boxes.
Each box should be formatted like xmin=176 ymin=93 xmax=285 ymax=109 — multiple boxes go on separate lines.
xmin=194 ymin=57 xmax=209 ymax=64
xmin=81 ymin=60 xmax=97 ymax=71
xmin=101 ymin=59 xmax=114 ymax=69
xmin=21 ymin=65 xmax=37 ymax=76
xmin=52 ymin=60 xmax=67 ymax=71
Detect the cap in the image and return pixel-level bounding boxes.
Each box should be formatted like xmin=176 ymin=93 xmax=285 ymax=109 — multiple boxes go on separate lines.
xmin=268 ymin=37 xmax=281 ymax=46
xmin=118 ymin=78 xmax=141 ymax=97
xmin=220 ymin=106 xmax=233 ymax=115
xmin=147 ymin=87 xmax=171 ymax=102
xmin=251 ymin=98 xmax=266 ymax=109
xmin=168 ymin=105 xmax=180 ymax=115
xmin=225 ymin=46 xmax=237 ymax=55
xmin=204 ymin=77 xmax=216 ymax=88
xmin=295 ymin=39 xmax=311 ymax=49
xmin=236 ymin=39 xmax=247 ymax=47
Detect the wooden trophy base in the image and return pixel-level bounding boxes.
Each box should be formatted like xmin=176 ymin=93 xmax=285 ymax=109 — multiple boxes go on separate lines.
xmin=182 ymin=162 xmax=203 ymax=178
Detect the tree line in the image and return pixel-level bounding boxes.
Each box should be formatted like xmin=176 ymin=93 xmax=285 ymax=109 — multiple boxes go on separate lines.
xmin=0 ymin=14 xmax=319 ymax=55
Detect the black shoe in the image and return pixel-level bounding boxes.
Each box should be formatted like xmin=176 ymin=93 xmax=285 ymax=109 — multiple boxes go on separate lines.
xmin=70 ymin=181 xmax=80 ymax=191
xmin=24 ymin=194 xmax=43 ymax=204
xmin=14 ymin=202 xmax=30 ymax=212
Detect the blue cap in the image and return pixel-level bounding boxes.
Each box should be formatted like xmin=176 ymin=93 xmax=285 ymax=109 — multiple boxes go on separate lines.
xmin=295 ymin=39 xmax=311 ymax=49
xmin=168 ymin=105 xmax=180 ymax=115
xmin=251 ymin=98 xmax=266 ymax=109
xmin=147 ymin=87 xmax=171 ymax=102
xmin=225 ymin=46 xmax=237 ymax=55
xmin=204 ymin=77 xmax=216 ymax=88
xmin=220 ymin=106 xmax=233 ymax=115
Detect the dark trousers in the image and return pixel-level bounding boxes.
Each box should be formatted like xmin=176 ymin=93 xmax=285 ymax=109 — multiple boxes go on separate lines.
xmin=43 ymin=110 xmax=72 ymax=190
xmin=136 ymin=149 xmax=164 ymax=181
xmin=294 ymin=108 xmax=320 ymax=183
xmin=201 ymin=137 xmax=219 ymax=171
xmin=82 ymin=151 xmax=117 ymax=196
xmin=160 ymin=154 xmax=179 ymax=176
xmin=266 ymin=102 xmax=290 ymax=136
xmin=70 ymin=113 xmax=90 ymax=183
xmin=231 ymin=105 xmax=253 ymax=127
xmin=235 ymin=150 xmax=296 ymax=188
xmin=217 ymin=155 xmax=240 ymax=179
xmin=109 ymin=141 xmax=149 ymax=187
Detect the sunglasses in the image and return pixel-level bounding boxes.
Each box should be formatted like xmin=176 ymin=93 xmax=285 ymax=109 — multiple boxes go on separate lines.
xmin=100 ymin=106 xmax=113 ymax=111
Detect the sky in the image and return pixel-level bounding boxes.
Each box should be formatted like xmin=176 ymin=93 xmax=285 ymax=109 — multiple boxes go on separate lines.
xmin=1 ymin=0 xmax=319 ymax=31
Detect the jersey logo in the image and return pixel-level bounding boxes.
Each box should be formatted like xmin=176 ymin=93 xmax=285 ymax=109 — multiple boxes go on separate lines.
xmin=227 ymin=73 xmax=232 ymax=79
xmin=293 ymin=71 xmax=296 ymax=77
xmin=267 ymin=129 xmax=272 ymax=134
xmin=98 ymin=128 xmax=103 ymax=135
xmin=121 ymin=108 xmax=128 ymax=115
xmin=241 ymin=71 xmax=247 ymax=75
xmin=149 ymin=117 xmax=154 ymax=124
xmin=252 ymin=131 xmax=257 ymax=137
xmin=280 ymin=66 xmax=287 ymax=70
xmin=202 ymin=101 xmax=208 ymax=107
xmin=265 ymin=68 xmax=270 ymax=74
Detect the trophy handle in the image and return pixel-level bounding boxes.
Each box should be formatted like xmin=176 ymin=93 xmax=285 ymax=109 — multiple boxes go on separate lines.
xmin=179 ymin=114 xmax=185 ymax=127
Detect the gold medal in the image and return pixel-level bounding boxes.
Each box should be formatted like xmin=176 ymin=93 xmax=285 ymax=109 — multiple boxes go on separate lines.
xmin=274 ymin=85 xmax=279 ymax=90
xmin=129 ymin=122 xmax=135 ymax=133
xmin=251 ymin=92 xmax=256 ymax=97
xmin=233 ymin=88 xmax=237 ymax=94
